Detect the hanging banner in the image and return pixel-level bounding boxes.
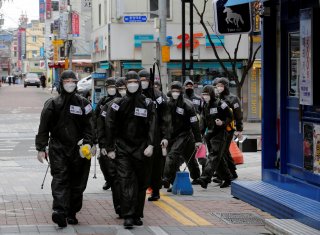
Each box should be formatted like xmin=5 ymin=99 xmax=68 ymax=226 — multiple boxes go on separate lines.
xmin=72 ymin=12 xmax=80 ymax=37
xmin=59 ymin=12 xmax=69 ymax=40
xmin=46 ymin=0 xmax=52 ymax=19
xmin=81 ymin=0 xmax=92 ymax=12
xmin=39 ymin=0 xmax=45 ymax=22
xmin=59 ymin=0 xmax=68 ymax=12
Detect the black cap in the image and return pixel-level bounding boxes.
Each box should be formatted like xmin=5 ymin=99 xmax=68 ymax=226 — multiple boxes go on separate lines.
xmin=184 ymin=79 xmax=194 ymax=86
xmin=105 ymin=77 xmax=116 ymax=87
xmin=116 ymin=77 xmax=126 ymax=87
xmin=138 ymin=69 xmax=150 ymax=79
xmin=171 ymin=81 xmax=183 ymax=90
xmin=125 ymin=71 xmax=140 ymax=81
xmin=60 ymin=70 xmax=77 ymax=81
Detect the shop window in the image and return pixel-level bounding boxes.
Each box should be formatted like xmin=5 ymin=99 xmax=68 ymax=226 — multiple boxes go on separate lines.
xmin=52 ymin=1 xmax=59 ymax=11
xmin=149 ymin=0 xmax=171 ymax=19
xmin=288 ymin=32 xmax=300 ymax=97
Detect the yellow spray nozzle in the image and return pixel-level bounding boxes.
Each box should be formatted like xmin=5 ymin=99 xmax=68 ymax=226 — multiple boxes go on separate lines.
xmin=80 ymin=144 xmax=92 ymax=160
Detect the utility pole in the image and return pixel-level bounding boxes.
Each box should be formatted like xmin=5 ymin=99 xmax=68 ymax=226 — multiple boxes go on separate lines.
xmin=189 ymin=0 xmax=194 ymax=81
xmin=159 ymin=0 xmax=168 ymax=93
xmin=67 ymin=0 xmax=72 ymax=70
xmin=181 ymin=0 xmax=186 ymax=80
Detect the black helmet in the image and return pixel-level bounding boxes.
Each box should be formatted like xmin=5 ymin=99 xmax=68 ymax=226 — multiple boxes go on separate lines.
xmin=125 ymin=71 xmax=140 ymax=81
xmin=105 ymin=77 xmax=116 ymax=87
xmin=138 ymin=69 xmax=150 ymax=79
xmin=183 ymin=79 xmax=194 ymax=87
xmin=170 ymin=81 xmax=183 ymax=90
xmin=116 ymin=77 xmax=126 ymax=87
xmin=60 ymin=70 xmax=77 ymax=82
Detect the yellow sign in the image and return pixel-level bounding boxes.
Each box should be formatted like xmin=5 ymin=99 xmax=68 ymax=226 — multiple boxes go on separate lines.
xmin=64 ymin=58 xmax=69 ymax=69
xmin=162 ymin=46 xmax=170 ymax=63
xmin=52 ymin=39 xmax=64 ymax=46
xmin=53 ymin=47 xmax=59 ymax=62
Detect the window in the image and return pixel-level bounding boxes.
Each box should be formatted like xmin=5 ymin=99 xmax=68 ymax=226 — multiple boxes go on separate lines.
xmin=149 ymin=0 xmax=171 ymax=19
xmin=32 ymin=36 xmax=37 ymax=42
xmin=32 ymin=50 xmax=38 ymax=57
xmin=52 ymin=1 xmax=59 ymax=11
xmin=288 ymin=32 xmax=300 ymax=97
xmin=99 ymin=4 xmax=101 ymax=26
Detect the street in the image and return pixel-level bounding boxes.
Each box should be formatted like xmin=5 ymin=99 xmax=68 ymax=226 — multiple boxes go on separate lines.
xmin=0 ymin=84 xmax=272 ymax=235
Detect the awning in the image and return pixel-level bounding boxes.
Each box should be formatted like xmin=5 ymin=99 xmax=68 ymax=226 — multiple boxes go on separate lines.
xmin=225 ymin=0 xmax=256 ymax=7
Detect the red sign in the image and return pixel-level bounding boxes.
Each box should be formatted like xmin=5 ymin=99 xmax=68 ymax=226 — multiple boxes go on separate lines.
xmin=46 ymin=0 xmax=52 ymax=19
xmin=72 ymin=13 xmax=80 ymax=37
xmin=177 ymin=33 xmax=203 ymax=49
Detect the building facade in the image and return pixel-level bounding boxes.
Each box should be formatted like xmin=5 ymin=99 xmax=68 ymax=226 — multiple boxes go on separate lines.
xmin=91 ymin=0 xmax=250 ymax=82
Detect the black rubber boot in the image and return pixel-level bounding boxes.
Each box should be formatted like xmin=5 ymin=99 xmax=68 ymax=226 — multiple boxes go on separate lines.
xmin=67 ymin=214 xmax=78 ymax=225
xmin=102 ymin=181 xmax=111 ymax=190
xmin=52 ymin=211 xmax=67 ymax=228
xmin=148 ymin=189 xmax=160 ymax=201
xmin=124 ymin=218 xmax=134 ymax=229
xmin=133 ymin=217 xmax=143 ymax=226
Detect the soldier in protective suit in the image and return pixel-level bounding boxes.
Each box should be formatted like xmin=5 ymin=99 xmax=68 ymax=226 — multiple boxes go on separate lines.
xmin=35 ymin=70 xmax=93 ymax=227
xmin=214 ymin=77 xmax=243 ymax=179
xmin=105 ymin=71 xmax=156 ymax=229
xmin=98 ymin=77 xmax=126 ymax=217
xmin=162 ymin=81 xmax=201 ymax=189
xmin=138 ymin=69 xmax=169 ymax=201
xmin=197 ymin=85 xmax=234 ymax=188
xmin=93 ymin=77 xmax=118 ymax=191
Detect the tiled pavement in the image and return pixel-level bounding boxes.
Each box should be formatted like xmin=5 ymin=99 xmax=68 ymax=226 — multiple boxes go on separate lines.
xmin=0 ymin=151 xmax=274 ymax=234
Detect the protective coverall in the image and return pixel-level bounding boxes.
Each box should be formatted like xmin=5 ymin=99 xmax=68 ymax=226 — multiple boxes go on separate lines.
xmin=198 ymin=85 xmax=233 ymax=188
xmin=105 ymin=76 xmax=156 ymax=222
xmin=35 ymin=72 xmax=93 ymax=223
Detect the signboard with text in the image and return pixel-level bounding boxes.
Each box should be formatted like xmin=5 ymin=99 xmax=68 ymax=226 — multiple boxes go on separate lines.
xmin=39 ymin=0 xmax=45 ymax=22
xmin=81 ymin=0 xmax=92 ymax=12
xmin=72 ymin=12 xmax=80 ymax=37
xmin=124 ymin=15 xmax=147 ymax=23
xmin=46 ymin=0 xmax=52 ymax=19
xmin=213 ymin=0 xmax=252 ymax=35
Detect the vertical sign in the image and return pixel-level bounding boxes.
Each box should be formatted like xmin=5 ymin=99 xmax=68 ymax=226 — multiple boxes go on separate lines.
xmin=248 ymin=66 xmax=261 ymax=121
xmin=299 ymin=8 xmax=313 ymax=105
xmin=20 ymin=28 xmax=26 ymax=60
xmin=314 ymin=124 xmax=320 ymax=175
xmin=72 ymin=12 xmax=80 ymax=37
xmin=81 ymin=0 xmax=92 ymax=12
xmin=59 ymin=12 xmax=69 ymax=40
xmin=17 ymin=30 xmax=21 ymax=62
xmin=39 ymin=0 xmax=45 ymax=22
xmin=46 ymin=0 xmax=52 ymax=19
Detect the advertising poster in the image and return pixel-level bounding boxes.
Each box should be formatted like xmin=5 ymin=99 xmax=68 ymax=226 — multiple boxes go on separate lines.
xmin=39 ymin=0 xmax=45 ymax=22
xmin=303 ymin=123 xmax=314 ymax=171
xmin=46 ymin=0 xmax=52 ymax=19
xmin=72 ymin=12 xmax=80 ymax=37
xmin=313 ymin=124 xmax=320 ymax=175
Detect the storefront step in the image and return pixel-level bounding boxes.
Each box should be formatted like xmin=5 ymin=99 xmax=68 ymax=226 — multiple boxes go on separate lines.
xmin=265 ymin=219 xmax=320 ymax=235
xmin=231 ymin=181 xmax=320 ymax=230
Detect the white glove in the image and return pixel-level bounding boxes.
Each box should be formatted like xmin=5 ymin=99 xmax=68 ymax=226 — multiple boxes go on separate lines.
xmin=107 ymin=151 xmax=116 ymax=159
xmin=101 ymin=148 xmax=108 ymax=156
xmin=37 ymin=151 xmax=47 ymax=163
xmin=195 ymin=142 xmax=202 ymax=149
xmin=235 ymin=131 xmax=243 ymax=141
xmin=160 ymin=139 xmax=168 ymax=148
xmin=91 ymin=145 xmax=97 ymax=156
xmin=144 ymin=145 xmax=154 ymax=157
xmin=215 ymin=119 xmax=223 ymax=126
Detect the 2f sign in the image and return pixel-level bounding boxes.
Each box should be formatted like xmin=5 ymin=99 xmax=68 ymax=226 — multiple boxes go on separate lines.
xmin=213 ymin=0 xmax=252 ymax=35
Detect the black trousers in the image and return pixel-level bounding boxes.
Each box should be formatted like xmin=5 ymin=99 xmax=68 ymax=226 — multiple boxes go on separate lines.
xmin=148 ymin=144 xmax=165 ymax=191
xmin=163 ymin=133 xmax=200 ymax=184
xmin=49 ymin=145 xmax=90 ymax=217
xmin=200 ymin=130 xmax=232 ymax=182
xmin=116 ymin=153 xmax=151 ymax=219
xmin=225 ymin=130 xmax=237 ymax=173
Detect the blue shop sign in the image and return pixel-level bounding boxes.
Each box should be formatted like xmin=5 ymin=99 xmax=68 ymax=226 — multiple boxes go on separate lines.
xmin=92 ymin=73 xmax=107 ymax=79
xmin=124 ymin=15 xmax=147 ymax=23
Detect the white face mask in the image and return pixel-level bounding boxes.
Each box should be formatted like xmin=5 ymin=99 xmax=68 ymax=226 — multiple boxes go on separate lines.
xmin=171 ymin=92 xmax=180 ymax=100
xmin=107 ymin=88 xmax=116 ymax=96
xmin=119 ymin=89 xmax=126 ymax=97
xmin=203 ymin=95 xmax=211 ymax=103
xmin=63 ymin=83 xmax=76 ymax=93
xmin=141 ymin=81 xmax=149 ymax=90
xmin=216 ymin=86 xmax=224 ymax=94
xmin=127 ymin=83 xmax=139 ymax=93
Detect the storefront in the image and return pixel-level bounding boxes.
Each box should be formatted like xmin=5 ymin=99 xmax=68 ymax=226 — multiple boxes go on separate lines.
xmin=232 ymin=0 xmax=320 ymax=230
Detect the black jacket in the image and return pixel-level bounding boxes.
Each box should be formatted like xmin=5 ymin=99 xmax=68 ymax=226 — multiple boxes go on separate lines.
xmin=105 ymin=91 xmax=156 ymax=159
xmin=167 ymin=95 xmax=202 ymax=143
xmin=184 ymin=91 xmax=202 ymax=115
xmin=35 ymin=92 xmax=93 ymax=155
xmin=142 ymin=87 xmax=169 ymax=140
xmin=220 ymin=89 xmax=243 ymax=132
